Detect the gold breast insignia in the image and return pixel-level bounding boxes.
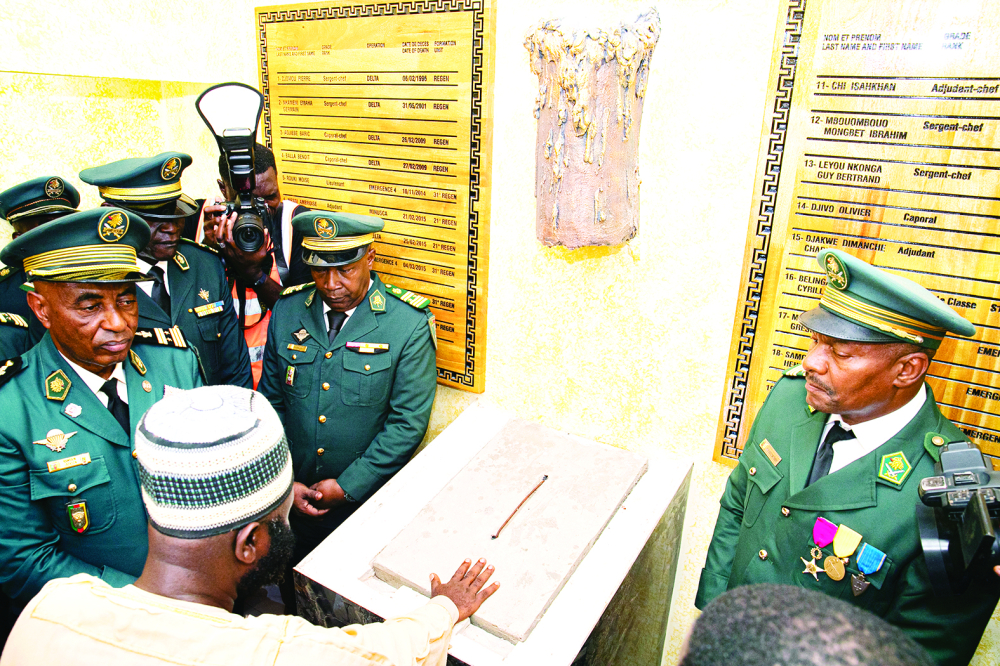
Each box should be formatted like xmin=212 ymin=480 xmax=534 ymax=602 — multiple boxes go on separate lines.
xmin=34 ymin=429 xmax=77 ymax=453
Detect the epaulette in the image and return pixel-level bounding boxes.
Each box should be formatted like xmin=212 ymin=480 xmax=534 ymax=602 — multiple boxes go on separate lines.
xmin=0 ymin=266 xmax=12 ymax=283
xmin=0 ymin=357 xmax=24 ymax=390
xmin=132 ymin=326 xmax=188 ymax=349
xmin=0 ymin=312 xmax=28 ymax=329
xmin=281 ymin=282 xmax=315 ymax=298
xmin=179 ymin=237 xmax=219 ymax=256
xmin=784 ymin=364 xmax=806 ymax=377
xmin=384 ymin=283 xmax=431 ymax=309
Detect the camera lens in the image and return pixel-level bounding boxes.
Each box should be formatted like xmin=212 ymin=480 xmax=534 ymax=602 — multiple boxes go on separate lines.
xmin=232 ymin=211 xmax=265 ymax=253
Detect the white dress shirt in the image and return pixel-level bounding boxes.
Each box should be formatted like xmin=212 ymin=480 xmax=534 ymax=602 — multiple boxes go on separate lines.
xmin=135 ymin=258 xmax=171 ymax=298
xmin=823 ymin=385 xmax=927 ymax=474
xmin=58 ymin=353 xmax=129 ymax=406
xmin=322 ymin=279 xmax=374 ymax=333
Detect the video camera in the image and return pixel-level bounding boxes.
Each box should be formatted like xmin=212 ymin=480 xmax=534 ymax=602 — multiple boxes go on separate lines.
xmin=917 ymin=439 xmax=1000 ymax=596
xmin=195 ymin=82 xmax=269 ymax=253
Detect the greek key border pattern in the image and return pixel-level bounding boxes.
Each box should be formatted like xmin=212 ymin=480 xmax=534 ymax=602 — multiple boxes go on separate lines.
xmin=720 ymin=0 xmax=805 ymax=461
xmin=258 ymin=0 xmax=486 ymax=389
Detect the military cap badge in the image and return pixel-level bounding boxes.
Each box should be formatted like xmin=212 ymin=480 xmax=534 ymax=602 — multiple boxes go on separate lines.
xmin=44 ymin=177 xmax=65 ymax=199
xmin=878 ymin=451 xmax=912 ymax=486
xmin=161 ymin=156 xmax=183 ymax=181
xmin=824 ymin=253 xmax=850 ymax=290
xmin=98 ymin=210 xmax=129 ymax=243
xmin=315 ymin=217 xmax=337 ymax=239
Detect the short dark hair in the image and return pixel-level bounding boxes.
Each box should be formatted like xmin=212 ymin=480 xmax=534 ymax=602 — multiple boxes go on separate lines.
xmin=218 ymin=142 xmax=276 ymax=183
xmin=681 ymin=585 xmax=934 ymax=666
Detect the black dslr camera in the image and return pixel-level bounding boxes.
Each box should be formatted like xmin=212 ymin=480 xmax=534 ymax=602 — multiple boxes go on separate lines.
xmin=195 ymin=82 xmax=269 ymax=253
xmin=917 ymin=440 xmax=1000 ymax=595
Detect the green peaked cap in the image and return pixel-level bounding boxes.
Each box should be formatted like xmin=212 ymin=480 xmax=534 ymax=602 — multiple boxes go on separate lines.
xmin=293 ymin=211 xmax=384 ymax=267
xmin=799 ymin=248 xmax=975 ymax=349
xmin=0 ymin=176 xmax=80 ymax=223
xmin=0 ymin=208 xmax=151 ymax=283
xmin=80 ymin=152 xmax=196 ymax=216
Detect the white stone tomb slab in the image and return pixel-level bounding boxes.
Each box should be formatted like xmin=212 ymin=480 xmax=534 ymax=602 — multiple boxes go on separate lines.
xmin=372 ymin=419 xmax=647 ymax=643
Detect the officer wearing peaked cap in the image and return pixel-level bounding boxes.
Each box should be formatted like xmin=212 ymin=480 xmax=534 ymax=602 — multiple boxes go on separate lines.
xmin=80 ymin=153 xmax=252 ymax=388
xmin=258 ymin=211 xmax=438 ymax=583
xmin=0 ymin=176 xmax=81 ymax=357
xmin=697 ymin=249 xmax=1000 ymax=666
xmin=0 ymin=208 xmax=202 ymax=605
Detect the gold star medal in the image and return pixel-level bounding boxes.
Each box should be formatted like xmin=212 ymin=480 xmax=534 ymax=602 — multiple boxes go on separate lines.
xmin=33 ymin=429 xmax=77 ymax=452
xmin=199 ymin=289 xmax=211 ymax=302
xmin=801 ymin=551 xmax=821 ymax=581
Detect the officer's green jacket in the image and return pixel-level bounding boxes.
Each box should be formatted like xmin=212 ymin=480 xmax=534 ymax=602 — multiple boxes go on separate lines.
xmin=0 ymin=266 xmax=31 ymax=321
xmin=136 ymin=239 xmax=251 ymax=388
xmin=0 ymin=312 xmax=30 ymax=358
xmin=0 ymin=333 xmax=202 ymax=604
xmin=258 ymin=274 xmax=437 ymax=502
xmin=696 ymin=373 xmax=1000 ymax=666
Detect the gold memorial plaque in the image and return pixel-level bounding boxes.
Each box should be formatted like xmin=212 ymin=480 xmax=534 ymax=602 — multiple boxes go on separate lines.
xmin=717 ymin=0 xmax=1000 ymax=466
xmin=257 ymin=0 xmax=496 ymax=393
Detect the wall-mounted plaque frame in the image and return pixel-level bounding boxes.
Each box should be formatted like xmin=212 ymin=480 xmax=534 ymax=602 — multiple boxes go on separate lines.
xmin=717 ymin=0 xmax=1000 ymax=465
xmin=257 ymin=0 xmax=496 ymax=393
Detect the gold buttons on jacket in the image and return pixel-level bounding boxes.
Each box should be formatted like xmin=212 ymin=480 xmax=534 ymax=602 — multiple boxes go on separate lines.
xmin=322 ymin=383 xmax=330 ymax=390
xmin=364 ymin=364 xmax=371 ymax=371
xmin=325 ymin=352 xmax=333 ymax=359
xmin=67 ymin=483 xmax=77 ymax=493
xmin=748 ymin=467 xmax=757 ymax=476
xmin=318 ymin=415 xmax=327 ymax=423
xmin=317 ymin=448 xmax=325 ymax=456
xmin=932 ymin=435 xmax=945 ymax=447
xmin=758 ymin=549 xmax=768 ymax=560
xmin=132 ymin=451 xmax=138 ymax=459
xmin=781 ymin=507 xmax=790 ymax=517
xmin=292 ymin=354 xmax=297 ymax=360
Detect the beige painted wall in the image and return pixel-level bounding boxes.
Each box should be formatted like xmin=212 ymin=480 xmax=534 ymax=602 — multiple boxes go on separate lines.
xmin=2 ymin=1 xmax=998 ymax=664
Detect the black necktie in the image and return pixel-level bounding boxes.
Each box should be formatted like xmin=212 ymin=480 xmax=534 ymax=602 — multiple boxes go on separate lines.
xmin=100 ymin=378 xmax=130 ymax=435
xmin=807 ymin=422 xmax=856 ymax=486
xmin=148 ymin=265 xmax=170 ymax=314
xmin=327 ymin=310 xmax=347 ymax=344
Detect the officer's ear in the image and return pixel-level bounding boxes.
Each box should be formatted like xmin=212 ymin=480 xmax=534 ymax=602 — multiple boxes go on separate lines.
xmin=892 ymin=351 xmax=930 ymax=389
xmin=25 ymin=286 xmax=52 ymax=330
xmin=365 ymin=245 xmax=376 ymax=270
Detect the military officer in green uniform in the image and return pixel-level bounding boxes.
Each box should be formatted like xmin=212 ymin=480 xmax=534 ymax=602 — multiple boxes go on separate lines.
xmin=258 ymin=211 xmax=438 ymax=561
xmin=79 ymin=152 xmax=252 ymax=388
xmin=0 ymin=207 xmax=203 ymax=605
xmin=696 ymin=249 xmax=1000 ymax=666
xmin=0 ymin=176 xmax=81 ymax=357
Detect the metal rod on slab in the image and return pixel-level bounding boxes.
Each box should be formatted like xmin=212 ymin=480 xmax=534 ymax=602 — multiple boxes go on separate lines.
xmin=492 ymin=474 xmax=548 ymax=539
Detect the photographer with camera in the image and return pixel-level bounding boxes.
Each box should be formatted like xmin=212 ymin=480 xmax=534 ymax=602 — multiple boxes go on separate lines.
xmin=696 ymin=249 xmax=1000 ymax=666
xmin=200 ymin=144 xmax=309 ymax=386
xmin=79 ymin=153 xmax=252 ymax=389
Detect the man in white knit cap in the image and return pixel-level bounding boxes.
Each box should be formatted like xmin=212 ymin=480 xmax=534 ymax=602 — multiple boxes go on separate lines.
xmin=0 ymin=385 xmax=499 ymax=665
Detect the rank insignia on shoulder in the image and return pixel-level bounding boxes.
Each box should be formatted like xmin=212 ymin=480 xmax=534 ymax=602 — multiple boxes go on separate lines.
xmin=67 ymin=501 xmax=90 ymax=533
xmin=173 ymin=252 xmax=190 ymax=271
xmin=0 ymin=357 xmax=24 ymax=389
xmin=45 ymin=369 xmax=72 ymax=401
xmin=193 ymin=300 xmax=224 ymax=317
xmin=34 ymin=429 xmax=77 ymax=453
xmin=427 ymin=312 xmax=438 ymax=350
xmin=370 ymin=290 xmax=386 ymax=312
xmin=293 ymin=328 xmax=310 ymax=343
xmin=383 ymin=283 xmax=431 ymax=309
xmin=0 ymin=267 xmax=10 ymax=280
xmin=129 ymin=349 xmax=148 ymax=375
xmin=281 ymin=282 xmax=315 ymax=297
xmin=346 ymin=342 xmax=389 ymax=354
xmin=784 ymin=364 xmax=806 ymax=377
xmin=878 ymin=451 xmax=912 ymax=486
xmin=179 ymin=237 xmax=219 ymax=255
xmin=0 ymin=312 xmax=28 ymax=328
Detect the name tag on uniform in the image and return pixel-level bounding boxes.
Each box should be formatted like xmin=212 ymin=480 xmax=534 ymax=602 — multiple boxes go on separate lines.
xmin=48 ymin=452 xmax=91 ymax=473
xmin=759 ymin=439 xmax=782 ymax=466
xmin=287 ymin=343 xmax=309 ymax=352
xmin=346 ymin=342 xmax=389 ymax=354
xmin=193 ymin=300 xmax=224 ymax=317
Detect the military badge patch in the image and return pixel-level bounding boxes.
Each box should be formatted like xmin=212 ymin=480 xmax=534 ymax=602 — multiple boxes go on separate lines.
xmin=285 ymin=366 xmax=296 ymax=386
xmin=98 ymin=210 xmax=129 ymax=243
xmin=161 ymin=156 xmax=182 ymax=181
xmin=370 ymin=290 xmax=386 ymax=312
xmin=67 ymin=501 xmax=90 ymax=533
xmin=199 ymin=288 xmax=211 ymax=302
xmin=34 ymin=429 xmax=77 ymax=453
xmin=824 ymin=253 xmax=850 ymax=290
xmin=878 ymin=451 xmax=912 ymax=486
xmin=293 ymin=328 xmax=310 ymax=342
xmin=45 ymin=369 xmax=72 ymax=401
xmin=129 ymin=349 xmax=148 ymax=375
xmin=173 ymin=252 xmax=190 ymax=271
xmin=44 ymin=177 xmax=65 ymax=198
xmin=314 ymin=217 xmax=337 ymax=239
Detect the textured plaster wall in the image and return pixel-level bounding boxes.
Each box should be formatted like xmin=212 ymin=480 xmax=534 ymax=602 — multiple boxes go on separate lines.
xmin=2 ymin=1 xmax=999 ymax=664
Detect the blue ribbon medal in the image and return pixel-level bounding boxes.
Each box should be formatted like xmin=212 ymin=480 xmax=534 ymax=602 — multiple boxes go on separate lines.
xmin=851 ymin=542 xmax=886 ymax=596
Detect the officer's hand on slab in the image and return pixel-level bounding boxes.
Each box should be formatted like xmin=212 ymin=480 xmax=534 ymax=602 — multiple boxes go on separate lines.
xmin=292 ymin=481 xmax=329 ymax=517
xmin=310 ymin=478 xmax=348 ymax=509
xmin=430 ymin=558 xmax=500 ymax=622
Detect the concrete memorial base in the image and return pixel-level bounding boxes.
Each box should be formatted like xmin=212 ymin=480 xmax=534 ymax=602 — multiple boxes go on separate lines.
xmin=295 ymin=404 xmax=692 ymax=666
